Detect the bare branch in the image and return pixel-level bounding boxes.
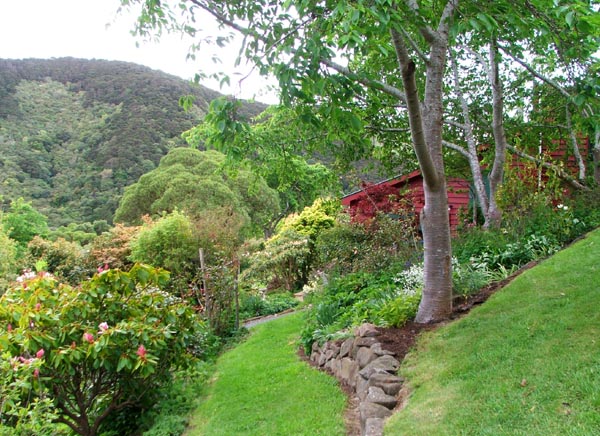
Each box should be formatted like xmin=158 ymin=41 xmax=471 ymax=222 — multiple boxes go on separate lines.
xmin=442 ymin=140 xmax=471 ymax=158
xmin=399 ymin=26 xmax=429 ymax=64
xmin=320 ymin=59 xmax=407 ymax=102
xmin=498 ymin=44 xmax=572 ymax=100
xmin=507 ymin=144 xmax=589 ymax=191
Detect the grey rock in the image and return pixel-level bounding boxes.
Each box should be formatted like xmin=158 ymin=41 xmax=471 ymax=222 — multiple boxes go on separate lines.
xmin=364 ymin=418 xmax=385 ymax=436
xmin=355 ymin=336 xmax=379 ymax=348
xmin=330 ymin=344 xmax=341 ymax=358
xmin=340 ymin=357 xmax=359 ymax=387
xmin=356 ymin=374 xmax=370 ymax=401
xmin=339 ymin=337 xmax=354 ymax=358
xmin=359 ymin=401 xmax=393 ymax=422
xmin=370 ymin=342 xmax=396 ymax=356
xmin=331 ymin=358 xmax=342 ymax=378
xmin=310 ymin=352 xmax=319 ymax=362
xmin=356 ymin=346 xmax=377 ymax=369
xmin=325 ymin=349 xmax=336 ymax=361
xmin=368 ymin=373 xmax=404 ymax=396
xmin=359 ymin=355 xmax=401 ymax=379
xmin=366 ymin=386 xmax=398 ymax=409
xmin=355 ymin=323 xmax=380 ymax=338
xmin=318 ymin=352 xmax=328 ymax=367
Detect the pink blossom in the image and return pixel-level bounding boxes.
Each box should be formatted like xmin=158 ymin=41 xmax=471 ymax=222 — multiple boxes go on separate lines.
xmin=98 ymin=322 xmax=109 ymax=333
xmin=97 ymin=263 xmax=110 ymax=274
xmin=7 ymin=324 xmax=12 ymax=332
xmin=83 ymin=332 xmax=95 ymax=343
xmin=136 ymin=344 xmax=147 ymax=361
xmin=33 ymin=368 xmax=40 ymax=377
xmin=35 ymin=303 xmax=41 ymax=311
xmin=36 ymin=349 xmax=45 ymax=359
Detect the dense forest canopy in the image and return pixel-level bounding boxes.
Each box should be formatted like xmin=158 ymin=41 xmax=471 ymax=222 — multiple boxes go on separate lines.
xmin=0 ymin=58 xmax=266 ymax=226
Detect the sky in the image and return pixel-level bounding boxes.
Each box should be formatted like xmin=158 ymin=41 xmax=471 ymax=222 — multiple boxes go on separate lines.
xmin=0 ymin=0 xmax=279 ymax=104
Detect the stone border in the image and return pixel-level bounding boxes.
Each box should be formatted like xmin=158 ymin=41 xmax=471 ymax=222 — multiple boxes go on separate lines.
xmin=309 ymin=323 xmax=403 ymax=436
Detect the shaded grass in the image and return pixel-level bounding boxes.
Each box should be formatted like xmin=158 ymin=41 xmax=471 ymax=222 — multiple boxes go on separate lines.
xmin=386 ymin=230 xmax=600 ymax=436
xmin=184 ymin=313 xmax=347 ymax=436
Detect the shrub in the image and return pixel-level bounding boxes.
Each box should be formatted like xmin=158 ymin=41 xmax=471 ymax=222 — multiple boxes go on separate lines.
xmin=0 ymin=264 xmax=206 ymax=436
xmin=25 ymin=236 xmax=89 ymax=285
xmin=315 ymin=212 xmax=420 ymax=275
xmin=239 ymin=292 xmax=299 ymax=319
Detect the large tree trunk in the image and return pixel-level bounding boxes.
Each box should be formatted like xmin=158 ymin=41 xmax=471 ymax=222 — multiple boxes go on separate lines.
xmin=390 ymin=0 xmax=457 ymax=322
xmin=417 ymin=182 xmax=453 ymax=322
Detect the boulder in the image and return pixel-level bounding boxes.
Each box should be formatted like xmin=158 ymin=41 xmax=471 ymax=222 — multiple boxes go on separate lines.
xmin=368 ymin=373 xmax=404 ymax=396
xmin=356 ymin=346 xmax=377 ymax=369
xmin=364 ymin=418 xmax=385 ymax=436
xmin=339 ymin=337 xmax=354 ymax=358
xmin=366 ymin=386 xmax=397 ymax=409
xmin=354 ymin=336 xmax=379 ymax=348
xmin=359 ymin=355 xmax=401 ymax=379
xmin=318 ymin=352 xmax=328 ymax=367
xmin=356 ymin=374 xmax=370 ymax=401
xmin=340 ymin=358 xmax=359 ymax=387
xmin=359 ymin=401 xmax=393 ymax=422
xmin=355 ymin=323 xmax=380 ymax=338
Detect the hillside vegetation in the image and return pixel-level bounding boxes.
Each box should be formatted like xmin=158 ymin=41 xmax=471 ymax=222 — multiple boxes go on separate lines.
xmin=0 ymin=58 xmax=266 ymax=226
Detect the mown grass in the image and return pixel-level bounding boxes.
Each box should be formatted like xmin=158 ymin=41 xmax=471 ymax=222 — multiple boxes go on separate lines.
xmin=184 ymin=312 xmax=347 ymax=436
xmin=386 ymin=229 xmax=600 ymax=435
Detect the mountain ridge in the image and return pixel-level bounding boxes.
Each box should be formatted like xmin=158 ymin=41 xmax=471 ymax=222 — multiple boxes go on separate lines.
xmin=0 ymin=57 xmax=267 ymax=226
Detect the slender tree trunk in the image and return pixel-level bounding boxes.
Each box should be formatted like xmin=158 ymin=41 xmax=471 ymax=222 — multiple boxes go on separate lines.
xmin=594 ymin=129 xmax=600 ymax=185
xmin=450 ymin=52 xmax=491 ymax=225
xmin=565 ymin=105 xmax=586 ymax=181
xmin=486 ymin=36 xmax=506 ymax=229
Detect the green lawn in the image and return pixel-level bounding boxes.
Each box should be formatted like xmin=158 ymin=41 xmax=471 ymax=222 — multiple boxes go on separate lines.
xmin=184 ymin=312 xmax=347 ymax=436
xmin=386 ymin=229 xmax=600 ymax=435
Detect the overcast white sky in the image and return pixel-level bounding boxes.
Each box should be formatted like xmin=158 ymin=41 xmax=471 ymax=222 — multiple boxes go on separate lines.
xmin=0 ymin=0 xmax=279 ymax=103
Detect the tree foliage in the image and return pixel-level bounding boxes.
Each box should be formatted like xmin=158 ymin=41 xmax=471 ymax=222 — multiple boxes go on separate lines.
xmin=114 ymin=147 xmax=281 ymax=236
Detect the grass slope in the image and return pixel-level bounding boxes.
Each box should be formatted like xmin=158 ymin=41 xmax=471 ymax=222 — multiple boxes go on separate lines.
xmin=184 ymin=312 xmax=347 ymax=436
xmin=386 ymin=230 xmax=600 ymax=435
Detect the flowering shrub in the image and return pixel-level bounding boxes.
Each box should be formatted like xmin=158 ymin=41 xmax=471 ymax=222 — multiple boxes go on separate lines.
xmin=0 ymin=264 xmax=206 ymax=436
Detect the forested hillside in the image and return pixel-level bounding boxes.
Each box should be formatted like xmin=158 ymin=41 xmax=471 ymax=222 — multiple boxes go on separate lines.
xmin=0 ymin=58 xmax=266 ymax=226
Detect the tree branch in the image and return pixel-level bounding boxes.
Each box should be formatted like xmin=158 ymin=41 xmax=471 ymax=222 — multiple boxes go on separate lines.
xmin=442 ymin=140 xmax=471 ymax=158
xmin=390 ymin=27 xmax=439 ymax=188
xmin=507 ymin=144 xmax=589 ymax=191
xmin=498 ymin=44 xmax=572 ymax=100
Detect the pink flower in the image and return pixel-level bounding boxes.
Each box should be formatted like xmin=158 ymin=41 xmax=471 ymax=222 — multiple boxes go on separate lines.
xmin=98 ymin=322 xmax=109 ymax=333
xmin=36 ymin=349 xmax=45 ymax=359
xmin=33 ymin=368 xmax=40 ymax=377
xmin=7 ymin=324 xmax=12 ymax=332
xmin=136 ymin=344 xmax=147 ymax=361
xmin=97 ymin=263 xmax=110 ymax=274
xmin=35 ymin=303 xmax=41 ymax=311
xmin=83 ymin=332 xmax=95 ymax=343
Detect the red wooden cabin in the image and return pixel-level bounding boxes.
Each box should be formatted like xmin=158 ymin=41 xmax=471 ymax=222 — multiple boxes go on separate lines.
xmin=341 ymin=170 xmax=470 ymax=230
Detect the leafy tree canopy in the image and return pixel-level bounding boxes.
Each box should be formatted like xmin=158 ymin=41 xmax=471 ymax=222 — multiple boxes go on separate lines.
xmin=114 ymin=148 xmax=281 ymax=236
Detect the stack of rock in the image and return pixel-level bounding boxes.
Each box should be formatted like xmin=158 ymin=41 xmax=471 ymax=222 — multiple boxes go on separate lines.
xmin=309 ymin=323 xmax=404 ymax=436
